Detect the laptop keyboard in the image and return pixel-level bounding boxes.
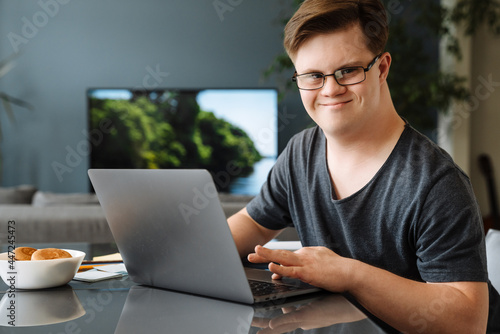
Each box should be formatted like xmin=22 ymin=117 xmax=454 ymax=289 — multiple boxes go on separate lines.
xmin=249 ymin=279 xmax=302 ymax=297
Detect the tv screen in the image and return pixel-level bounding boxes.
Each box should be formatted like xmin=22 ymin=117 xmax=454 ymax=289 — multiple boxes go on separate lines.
xmin=87 ymin=88 xmax=278 ymax=195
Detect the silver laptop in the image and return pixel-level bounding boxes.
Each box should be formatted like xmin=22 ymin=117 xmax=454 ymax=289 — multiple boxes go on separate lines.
xmin=88 ymin=169 xmax=320 ymax=304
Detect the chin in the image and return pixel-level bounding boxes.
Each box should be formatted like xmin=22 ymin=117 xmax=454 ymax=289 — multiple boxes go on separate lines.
xmin=318 ymin=117 xmax=361 ymax=138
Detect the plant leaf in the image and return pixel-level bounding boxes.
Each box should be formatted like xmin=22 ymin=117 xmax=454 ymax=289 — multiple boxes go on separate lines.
xmin=0 ymin=53 xmax=20 ymax=78
xmin=0 ymin=91 xmax=34 ymax=111
xmin=0 ymin=95 xmax=17 ymax=125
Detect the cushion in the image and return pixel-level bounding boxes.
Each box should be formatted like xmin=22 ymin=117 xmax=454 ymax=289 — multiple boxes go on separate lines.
xmin=0 ymin=185 xmax=37 ymax=204
xmin=32 ymin=191 xmax=100 ymax=207
xmin=486 ymin=229 xmax=500 ymax=292
xmin=0 ymin=205 xmax=114 ymax=244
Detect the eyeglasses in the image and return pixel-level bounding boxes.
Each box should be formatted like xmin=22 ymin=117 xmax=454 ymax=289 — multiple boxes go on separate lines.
xmin=292 ymin=53 xmax=382 ymax=90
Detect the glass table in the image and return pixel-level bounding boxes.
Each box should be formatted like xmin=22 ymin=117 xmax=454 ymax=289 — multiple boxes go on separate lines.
xmin=1 ymin=242 xmax=499 ymax=333
xmin=0 ymin=275 xmax=394 ymax=334
xmin=0 ymin=241 xmax=394 ymax=333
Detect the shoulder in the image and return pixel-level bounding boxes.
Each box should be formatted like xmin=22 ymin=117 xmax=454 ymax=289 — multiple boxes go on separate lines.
xmin=284 ymin=126 xmax=323 ymax=157
xmin=384 ymin=124 xmax=477 ymax=218
xmin=395 ymin=124 xmax=482 ymax=232
xmin=396 ymin=124 xmax=469 ymax=184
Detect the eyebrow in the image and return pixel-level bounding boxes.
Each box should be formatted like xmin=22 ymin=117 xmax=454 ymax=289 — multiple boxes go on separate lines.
xmin=338 ymin=60 xmax=365 ymax=68
xmin=297 ymin=60 xmax=366 ymax=74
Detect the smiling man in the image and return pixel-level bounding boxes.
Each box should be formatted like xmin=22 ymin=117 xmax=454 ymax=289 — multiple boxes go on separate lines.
xmin=228 ymin=0 xmax=490 ymax=332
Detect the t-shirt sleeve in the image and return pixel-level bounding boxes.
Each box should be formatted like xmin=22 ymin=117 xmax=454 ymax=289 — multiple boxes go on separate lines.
xmin=414 ymin=169 xmax=488 ymax=283
xmin=246 ymin=141 xmax=295 ymax=231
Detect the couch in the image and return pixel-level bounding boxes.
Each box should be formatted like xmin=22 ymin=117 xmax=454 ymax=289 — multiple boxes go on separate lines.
xmin=0 ymin=185 xmax=255 ymax=244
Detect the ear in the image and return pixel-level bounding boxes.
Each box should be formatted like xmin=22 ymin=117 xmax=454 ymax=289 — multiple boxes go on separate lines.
xmin=377 ymin=52 xmax=391 ymax=84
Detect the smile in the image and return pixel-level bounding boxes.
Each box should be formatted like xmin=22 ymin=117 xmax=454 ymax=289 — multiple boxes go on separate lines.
xmin=319 ymin=100 xmax=352 ymax=109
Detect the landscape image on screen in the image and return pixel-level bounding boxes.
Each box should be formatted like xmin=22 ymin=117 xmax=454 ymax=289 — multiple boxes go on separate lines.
xmin=88 ymin=88 xmax=278 ymax=195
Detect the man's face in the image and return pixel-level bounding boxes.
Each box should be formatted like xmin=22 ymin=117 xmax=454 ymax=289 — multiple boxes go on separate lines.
xmin=293 ymin=24 xmax=384 ymax=139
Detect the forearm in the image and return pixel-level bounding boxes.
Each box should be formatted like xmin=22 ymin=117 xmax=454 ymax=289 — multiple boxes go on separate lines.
xmin=253 ymin=246 xmax=489 ymax=334
xmin=228 ymin=208 xmax=282 ymax=258
xmin=345 ymin=259 xmax=489 ymax=334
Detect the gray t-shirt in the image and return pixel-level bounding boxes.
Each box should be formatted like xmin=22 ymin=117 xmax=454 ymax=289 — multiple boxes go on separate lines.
xmin=247 ymin=124 xmax=488 ymax=283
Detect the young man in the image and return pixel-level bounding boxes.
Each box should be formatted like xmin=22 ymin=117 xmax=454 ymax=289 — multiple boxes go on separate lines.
xmin=228 ymin=0 xmax=491 ymax=332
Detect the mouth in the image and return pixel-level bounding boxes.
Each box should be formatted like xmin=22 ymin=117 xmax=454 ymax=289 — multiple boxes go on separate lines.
xmin=319 ymin=100 xmax=352 ymax=109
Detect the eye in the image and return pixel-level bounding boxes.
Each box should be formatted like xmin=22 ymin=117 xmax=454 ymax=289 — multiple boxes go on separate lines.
xmin=309 ymin=73 xmax=324 ymax=79
xmin=300 ymin=73 xmax=323 ymax=80
xmin=336 ymin=68 xmax=359 ymax=79
xmin=342 ymin=68 xmax=356 ymax=74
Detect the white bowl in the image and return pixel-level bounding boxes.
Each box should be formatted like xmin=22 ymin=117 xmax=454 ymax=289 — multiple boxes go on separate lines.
xmin=0 ymin=249 xmax=85 ymax=289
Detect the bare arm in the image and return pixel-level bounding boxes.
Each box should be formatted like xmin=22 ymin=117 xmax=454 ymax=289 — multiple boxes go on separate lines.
xmin=250 ymin=246 xmax=489 ymax=333
xmin=227 ymin=207 xmax=283 ymax=258
xmin=349 ymin=261 xmax=488 ymax=334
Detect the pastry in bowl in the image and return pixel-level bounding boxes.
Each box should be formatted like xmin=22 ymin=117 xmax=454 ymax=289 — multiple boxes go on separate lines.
xmin=14 ymin=247 xmax=37 ymax=261
xmin=31 ymin=248 xmax=72 ymax=261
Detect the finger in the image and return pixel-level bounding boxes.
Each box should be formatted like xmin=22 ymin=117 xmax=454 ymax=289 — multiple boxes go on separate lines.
xmin=268 ymin=306 xmax=314 ymax=330
xmin=256 ymin=326 xmax=280 ymax=334
xmin=247 ymin=252 xmax=270 ymax=263
xmin=281 ymin=306 xmax=297 ymax=314
xmin=268 ymin=312 xmax=303 ymax=331
xmin=268 ymin=262 xmax=304 ymax=281
xmin=268 ymin=262 xmax=287 ymax=277
xmin=255 ymin=245 xmax=301 ymax=266
xmin=251 ymin=316 xmax=272 ymax=328
xmin=271 ymin=273 xmax=282 ymax=280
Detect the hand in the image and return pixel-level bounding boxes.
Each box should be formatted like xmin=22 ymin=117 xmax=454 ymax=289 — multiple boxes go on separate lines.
xmin=247 ymin=245 xmax=354 ymax=292
xmin=251 ymin=294 xmax=367 ymax=334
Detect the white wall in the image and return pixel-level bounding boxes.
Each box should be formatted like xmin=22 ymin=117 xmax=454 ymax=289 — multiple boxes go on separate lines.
xmin=0 ymin=0 xmax=307 ymax=192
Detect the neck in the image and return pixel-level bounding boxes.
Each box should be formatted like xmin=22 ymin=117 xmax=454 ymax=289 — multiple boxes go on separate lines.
xmin=325 ymin=86 xmax=405 ymax=167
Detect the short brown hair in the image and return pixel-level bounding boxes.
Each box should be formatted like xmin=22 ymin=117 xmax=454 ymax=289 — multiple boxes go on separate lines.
xmin=284 ymin=0 xmax=388 ymax=60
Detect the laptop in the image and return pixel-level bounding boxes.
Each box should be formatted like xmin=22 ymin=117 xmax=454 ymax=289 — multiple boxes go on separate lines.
xmin=88 ymin=169 xmax=321 ymax=304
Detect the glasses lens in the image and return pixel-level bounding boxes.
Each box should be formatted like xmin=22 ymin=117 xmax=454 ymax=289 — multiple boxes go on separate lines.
xmin=295 ymin=73 xmax=324 ymax=90
xmin=335 ymin=68 xmax=365 ymax=85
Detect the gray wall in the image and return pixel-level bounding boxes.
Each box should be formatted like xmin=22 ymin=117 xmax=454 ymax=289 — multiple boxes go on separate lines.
xmin=0 ymin=0 xmax=307 ymax=192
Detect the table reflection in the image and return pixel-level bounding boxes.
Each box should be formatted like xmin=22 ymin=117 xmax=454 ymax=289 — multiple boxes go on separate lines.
xmin=0 ymin=285 xmax=85 ymax=327
xmin=251 ymin=294 xmax=370 ymax=333
xmin=115 ymin=285 xmax=387 ymax=334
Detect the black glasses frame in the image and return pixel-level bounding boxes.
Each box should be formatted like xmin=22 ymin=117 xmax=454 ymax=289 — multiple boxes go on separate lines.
xmin=292 ymin=53 xmax=383 ymax=90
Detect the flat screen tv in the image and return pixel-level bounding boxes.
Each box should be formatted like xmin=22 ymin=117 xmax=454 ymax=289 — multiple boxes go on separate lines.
xmin=87 ymin=88 xmax=278 ymax=195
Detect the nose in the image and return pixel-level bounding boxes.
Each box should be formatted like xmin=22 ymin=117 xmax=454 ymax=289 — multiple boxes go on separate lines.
xmin=321 ymin=74 xmax=346 ymax=96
